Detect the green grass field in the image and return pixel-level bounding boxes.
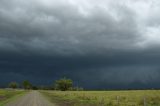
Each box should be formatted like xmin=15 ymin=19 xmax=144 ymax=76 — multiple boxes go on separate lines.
xmin=41 ymin=90 xmax=160 ymax=106
xmin=0 ymin=89 xmax=26 ymax=106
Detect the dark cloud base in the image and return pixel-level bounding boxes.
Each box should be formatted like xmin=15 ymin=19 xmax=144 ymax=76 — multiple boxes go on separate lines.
xmin=1 ymin=50 xmax=160 ymax=89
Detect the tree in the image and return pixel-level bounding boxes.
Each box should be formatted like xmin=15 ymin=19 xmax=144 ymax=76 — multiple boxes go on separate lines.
xmin=55 ymin=77 xmax=73 ymax=91
xmin=22 ymin=80 xmax=32 ymax=89
xmin=8 ymin=82 xmax=18 ymax=89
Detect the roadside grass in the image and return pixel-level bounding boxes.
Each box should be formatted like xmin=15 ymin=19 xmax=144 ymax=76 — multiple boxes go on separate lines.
xmin=41 ymin=90 xmax=160 ymax=106
xmin=0 ymin=89 xmax=27 ymax=106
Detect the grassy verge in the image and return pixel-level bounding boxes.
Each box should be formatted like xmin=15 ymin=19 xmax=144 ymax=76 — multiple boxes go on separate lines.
xmin=0 ymin=89 xmax=27 ymax=106
xmin=40 ymin=90 xmax=160 ymax=106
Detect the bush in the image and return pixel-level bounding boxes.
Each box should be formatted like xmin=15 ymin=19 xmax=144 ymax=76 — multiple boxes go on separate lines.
xmin=55 ymin=77 xmax=73 ymax=91
xmin=69 ymin=87 xmax=84 ymax=91
xmin=8 ymin=82 xmax=19 ymax=89
xmin=22 ymin=80 xmax=32 ymax=89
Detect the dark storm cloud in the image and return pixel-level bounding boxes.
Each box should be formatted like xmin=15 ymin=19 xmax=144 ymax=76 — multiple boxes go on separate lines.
xmin=0 ymin=0 xmax=160 ymax=89
xmin=1 ymin=48 xmax=160 ymax=88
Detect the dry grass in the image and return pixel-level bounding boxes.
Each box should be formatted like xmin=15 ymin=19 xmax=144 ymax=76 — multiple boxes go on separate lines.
xmin=41 ymin=90 xmax=160 ymax=106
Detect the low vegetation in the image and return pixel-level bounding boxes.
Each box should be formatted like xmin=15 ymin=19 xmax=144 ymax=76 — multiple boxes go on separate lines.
xmin=1 ymin=88 xmax=159 ymax=106
xmin=0 ymin=89 xmax=26 ymax=106
xmin=5 ymin=78 xmax=160 ymax=106
xmin=41 ymin=90 xmax=160 ymax=106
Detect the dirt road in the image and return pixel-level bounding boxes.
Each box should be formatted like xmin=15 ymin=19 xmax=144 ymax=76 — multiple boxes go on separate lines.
xmin=6 ymin=91 xmax=56 ymax=106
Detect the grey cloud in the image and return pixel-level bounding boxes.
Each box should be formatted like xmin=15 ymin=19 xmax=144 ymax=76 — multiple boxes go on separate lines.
xmin=0 ymin=0 xmax=141 ymax=56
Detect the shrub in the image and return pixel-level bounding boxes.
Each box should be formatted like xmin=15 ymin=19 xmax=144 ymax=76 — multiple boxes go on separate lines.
xmin=55 ymin=77 xmax=73 ymax=91
xmin=8 ymin=82 xmax=19 ymax=89
xmin=22 ymin=80 xmax=32 ymax=89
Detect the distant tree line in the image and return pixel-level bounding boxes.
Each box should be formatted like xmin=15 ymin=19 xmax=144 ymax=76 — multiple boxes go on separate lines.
xmin=8 ymin=78 xmax=83 ymax=91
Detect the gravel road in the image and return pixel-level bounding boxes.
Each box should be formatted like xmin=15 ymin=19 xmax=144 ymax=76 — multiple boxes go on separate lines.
xmin=6 ymin=91 xmax=56 ymax=106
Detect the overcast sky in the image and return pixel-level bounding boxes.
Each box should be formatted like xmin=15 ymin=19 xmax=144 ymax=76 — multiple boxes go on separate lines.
xmin=0 ymin=0 xmax=160 ymax=89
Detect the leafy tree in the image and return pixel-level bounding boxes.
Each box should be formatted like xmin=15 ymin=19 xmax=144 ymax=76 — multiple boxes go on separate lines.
xmin=8 ymin=82 xmax=18 ymax=89
xmin=22 ymin=80 xmax=32 ymax=89
xmin=55 ymin=77 xmax=73 ymax=91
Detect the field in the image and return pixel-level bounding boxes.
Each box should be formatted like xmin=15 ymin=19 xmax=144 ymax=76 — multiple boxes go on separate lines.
xmin=0 ymin=89 xmax=26 ymax=106
xmin=41 ymin=90 xmax=160 ymax=106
